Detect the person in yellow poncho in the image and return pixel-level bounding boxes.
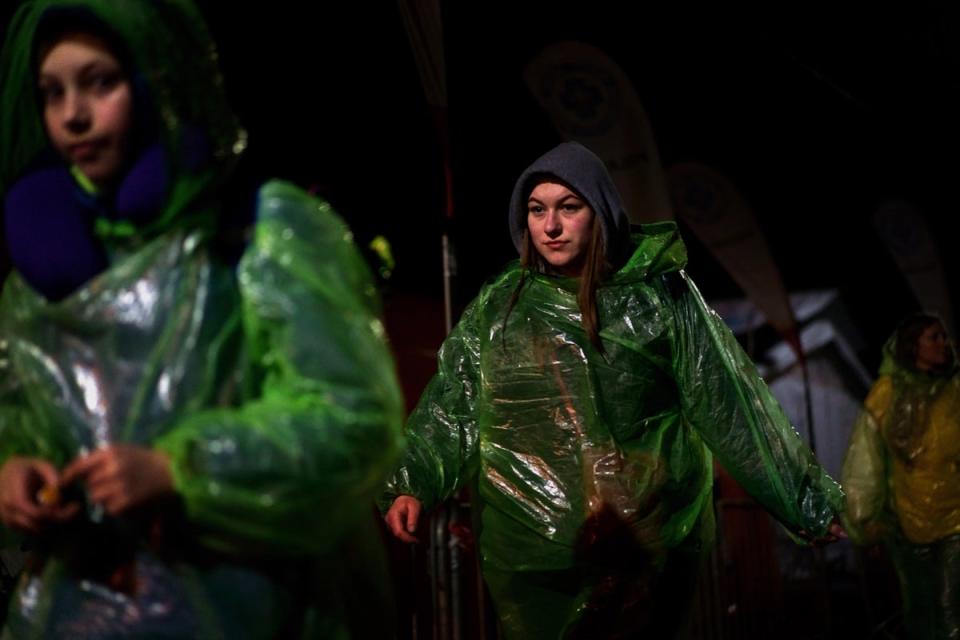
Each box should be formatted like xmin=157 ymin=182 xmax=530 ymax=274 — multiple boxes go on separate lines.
xmin=842 ymin=312 xmax=960 ymax=639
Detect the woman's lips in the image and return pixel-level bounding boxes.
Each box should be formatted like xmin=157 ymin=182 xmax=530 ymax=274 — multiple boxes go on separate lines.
xmin=543 ymin=240 xmax=567 ymax=249
xmin=68 ymin=140 xmax=102 ymax=160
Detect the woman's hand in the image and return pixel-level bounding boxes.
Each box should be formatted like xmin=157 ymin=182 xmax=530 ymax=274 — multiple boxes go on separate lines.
xmin=0 ymin=457 xmax=77 ymax=533
xmin=827 ymin=521 xmax=848 ymax=540
xmin=798 ymin=517 xmax=848 ymax=546
xmin=384 ymin=495 xmax=422 ymax=543
xmin=61 ymin=445 xmax=174 ymax=516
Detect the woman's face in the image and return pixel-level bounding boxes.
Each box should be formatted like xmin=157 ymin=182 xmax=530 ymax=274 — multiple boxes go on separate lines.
xmin=915 ymin=322 xmax=951 ymax=372
xmin=38 ymin=32 xmax=133 ymax=189
xmin=526 ymin=181 xmax=594 ymax=277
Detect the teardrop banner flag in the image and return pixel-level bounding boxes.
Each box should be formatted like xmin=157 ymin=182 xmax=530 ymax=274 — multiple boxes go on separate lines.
xmin=668 ymin=162 xmax=801 ymax=354
xmin=524 ymin=40 xmax=673 ymax=224
xmin=874 ymin=200 xmax=955 ymax=336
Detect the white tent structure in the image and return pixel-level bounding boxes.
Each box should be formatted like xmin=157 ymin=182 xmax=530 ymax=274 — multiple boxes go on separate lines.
xmin=711 ymin=289 xmax=872 ymax=477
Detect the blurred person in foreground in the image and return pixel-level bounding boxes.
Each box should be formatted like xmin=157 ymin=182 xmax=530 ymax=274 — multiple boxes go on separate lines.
xmin=0 ymin=0 xmax=404 ymax=636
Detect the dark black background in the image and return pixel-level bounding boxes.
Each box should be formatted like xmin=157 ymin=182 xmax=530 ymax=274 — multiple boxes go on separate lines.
xmin=1 ymin=5 xmax=955 ymax=635
xmin=5 ymin=1 xmax=960 ymax=370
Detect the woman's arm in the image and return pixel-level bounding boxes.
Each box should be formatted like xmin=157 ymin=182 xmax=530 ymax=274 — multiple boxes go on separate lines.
xmin=0 ymin=340 xmax=78 ymax=533
xmin=380 ymin=294 xmax=484 ymax=517
xmin=668 ymin=271 xmax=843 ymax=538
xmin=840 ymin=377 xmax=892 ymax=544
xmin=144 ymin=181 xmax=406 ymax=555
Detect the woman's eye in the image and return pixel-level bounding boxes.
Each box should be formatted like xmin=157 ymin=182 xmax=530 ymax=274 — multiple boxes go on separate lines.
xmin=562 ymin=203 xmax=582 ymax=213
xmin=90 ymin=72 xmax=121 ymax=93
xmin=528 ymin=206 xmax=544 ymax=215
xmin=38 ymin=83 xmax=63 ymax=103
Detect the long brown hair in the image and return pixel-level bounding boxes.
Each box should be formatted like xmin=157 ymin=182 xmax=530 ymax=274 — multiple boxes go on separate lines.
xmin=894 ymin=313 xmax=953 ymax=374
xmin=505 ymin=213 xmax=611 ymax=352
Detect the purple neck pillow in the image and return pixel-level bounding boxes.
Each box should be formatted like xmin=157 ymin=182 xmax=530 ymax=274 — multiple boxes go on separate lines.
xmin=3 ymin=143 xmax=168 ymax=301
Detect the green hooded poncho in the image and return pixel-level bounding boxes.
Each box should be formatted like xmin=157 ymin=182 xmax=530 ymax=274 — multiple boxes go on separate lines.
xmin=383 ymin=215 xmax=843 ymax=637
xmin=0 ymin=1 xmax=404 ymax=638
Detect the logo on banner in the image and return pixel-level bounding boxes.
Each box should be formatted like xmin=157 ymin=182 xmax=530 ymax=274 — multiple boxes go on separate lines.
xmin=671 ymin=172 xmax=726 ymax=226
xmin=533 ymin=62 xmax=620 ymax=137
xmin=875 ymin=202 xmax=923 ymax=260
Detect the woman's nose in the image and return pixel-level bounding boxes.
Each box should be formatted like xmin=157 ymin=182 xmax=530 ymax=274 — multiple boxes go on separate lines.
xmin=63 ymin=91 xmax=91 ymax=134
xmin=544 ymin=210 xmax=561 ymax=235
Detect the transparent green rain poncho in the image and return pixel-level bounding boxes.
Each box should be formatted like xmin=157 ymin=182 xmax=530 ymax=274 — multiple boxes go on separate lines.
xmin=383 ymin=207 xmax=843 ymax=638
xmin=842 ymin=319 xmax=960 ymax=639
xmin=0 ymin=1 xmax=404 ymax=637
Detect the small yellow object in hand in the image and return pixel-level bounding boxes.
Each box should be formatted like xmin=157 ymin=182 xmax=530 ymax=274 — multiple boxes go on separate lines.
xmin=36 ymin=484 xmax=59 ymax=506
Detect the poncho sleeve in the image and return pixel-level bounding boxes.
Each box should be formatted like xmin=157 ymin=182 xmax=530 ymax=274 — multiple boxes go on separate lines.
xmin=668 ymin=271 xmax=844 ymax=537
xmin=155 ymin=180 xmax=405 ymax=555
xmin=840 ymin=376 xmax=892 ymax=545
xmin=379 ymin=292 xmax=483 ymax=512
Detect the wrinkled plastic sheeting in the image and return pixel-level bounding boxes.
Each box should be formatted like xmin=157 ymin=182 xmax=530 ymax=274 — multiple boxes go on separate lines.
xmin=385 ymin=224 xmax=842 ymax=635
xmin=0 ymin=181 xmax=405 ymax=636
xmin=842 ymin=367 xmax=960 ymax=640
xmin=842 ymin=373 xmax=960 ymax=546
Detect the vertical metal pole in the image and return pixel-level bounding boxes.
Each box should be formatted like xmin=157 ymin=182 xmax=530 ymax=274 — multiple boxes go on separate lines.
xmin=449 ymin=502 xmax=462 ymax=640
xmin=432 ymin=506 xmax=450 ymax=639
xmin=442 ymin=233 xmax=453 ymax=334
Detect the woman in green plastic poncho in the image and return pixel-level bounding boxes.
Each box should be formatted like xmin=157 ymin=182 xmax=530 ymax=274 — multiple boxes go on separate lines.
xmin=0 ymin=1 xmax=404 ymax=637
xmin=382 ymin=142 xmax=844 ymax=639
xmin=842 ymin=313 xmax=960 ymax=639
